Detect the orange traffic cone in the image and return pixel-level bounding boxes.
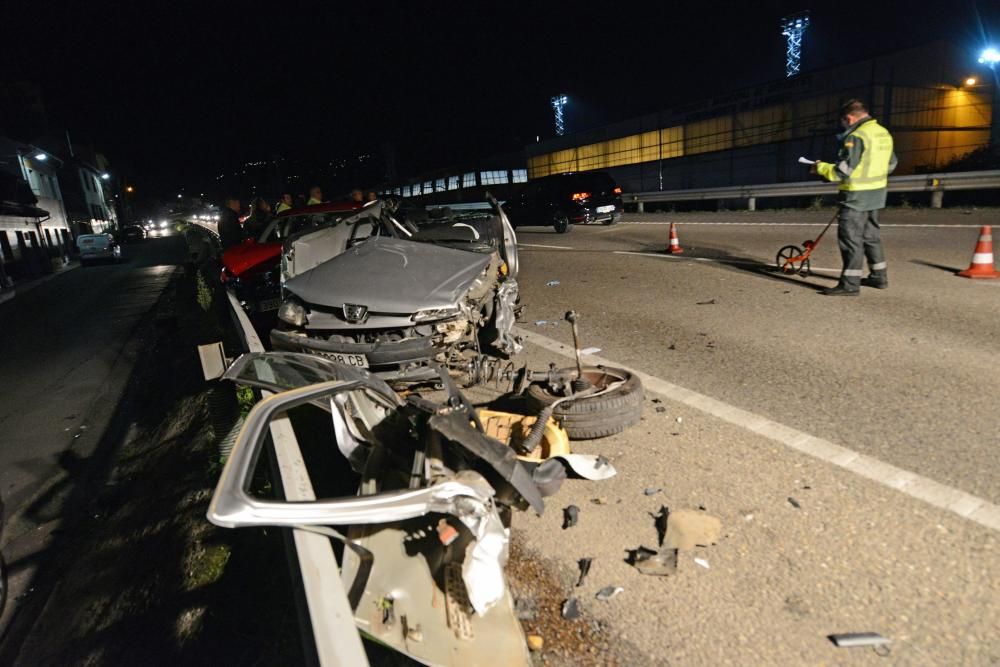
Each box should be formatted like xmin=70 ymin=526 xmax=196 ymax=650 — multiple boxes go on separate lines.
xmin=666 ymin=223 xmax=684 ymax=254
xmin=957 ymin=226 xmax=1000 ymax=279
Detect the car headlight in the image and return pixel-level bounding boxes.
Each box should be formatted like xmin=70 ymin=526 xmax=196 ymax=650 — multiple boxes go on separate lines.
xmin=278 ymin=299 xmax=307 ymax=327
xmin=413 ymin=306 xmax=461 ymax=322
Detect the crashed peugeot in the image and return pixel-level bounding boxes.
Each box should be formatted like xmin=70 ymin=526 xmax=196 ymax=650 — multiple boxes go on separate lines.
xmin=270 ymin=199 xmax=521 ymax=384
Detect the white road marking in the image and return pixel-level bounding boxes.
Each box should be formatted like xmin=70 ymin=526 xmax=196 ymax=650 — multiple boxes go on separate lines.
xmin=518 ymin=243 xmax=575 ymax=250
xmin=613 ymin=250 xmax=842 ymax=274
xmin=514 ymin=326 xmax=1000 ymax=533
xmin=621 ymin=220 xmax=983 ymax=228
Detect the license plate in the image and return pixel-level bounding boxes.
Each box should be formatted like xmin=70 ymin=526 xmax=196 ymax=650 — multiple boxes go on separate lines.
xmin=258 ymin=297 xmax=281 ymax=312
xmin=81 ymin=239 xmax=94 ymax=245
xmin=324 ymin=352 xmax=369 ymax=368
xmin=596 ymin=205 xmax=616 ymax=213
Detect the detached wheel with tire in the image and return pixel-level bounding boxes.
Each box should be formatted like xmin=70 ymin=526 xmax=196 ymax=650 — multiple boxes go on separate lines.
xmin=525 ymin=366 xmax=644 ymax=439
xmin=552 ymin=213 xmax=571 ymax=234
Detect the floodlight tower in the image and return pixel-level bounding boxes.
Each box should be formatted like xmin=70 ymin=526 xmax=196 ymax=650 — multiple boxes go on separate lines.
xmin=551 ymin=94 xmax=568 ymax=136
xmin=780 ymin=11 xmax=810 ymax=77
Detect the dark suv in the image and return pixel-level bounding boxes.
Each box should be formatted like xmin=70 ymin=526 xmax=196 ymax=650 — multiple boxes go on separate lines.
xmin=502 ymin=171 xmax=623 ymax=233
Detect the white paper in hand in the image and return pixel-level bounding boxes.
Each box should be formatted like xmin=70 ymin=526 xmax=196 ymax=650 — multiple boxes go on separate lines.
xmin=798 ymin=156 xmax=817 ymax=165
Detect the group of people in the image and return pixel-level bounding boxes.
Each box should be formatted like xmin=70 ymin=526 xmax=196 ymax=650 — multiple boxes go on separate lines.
xmin=217 ymin=186 xmax=380 ymax=250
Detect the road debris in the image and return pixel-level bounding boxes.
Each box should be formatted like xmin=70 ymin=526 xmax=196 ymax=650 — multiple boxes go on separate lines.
xmin=788 ymin=497 xmax=802 ymax=509
xmin=579 ymin=346 xmax=601 ymax=355
xmin=533 ymin=320 xmax=557 ymax=327
xmin=576 ymin=558 xmax=593 ymax=587
xmin=591 ymin=497 xmax=608 ymax=505
xmin=696 ymin=298 xmax=717 ymax=305
xmin=546 ymin=280 xmax=561 ymax=286
xmin=828 ymin=632 xmax=892 ymax=649
xmin=694 ymin=558 xmax=710 ymax=569
xmin=643 ymin=487 xmax=662 ymax=496
xmin=514 ymin=597 xmax=537 ymax=621
xmin=663 ymin=508 xmax=722 ymax=550
xmin=562 ymin=505 xmax=580 ymax=529
xmin=595 ymin=586 xmax=624 ymax=601
xmin=561 ymin=597 xmax=582 ymax=620
xmin=527 ymin=635 xmax=545 ymax=651
xmin=655 ymin=406 xmax=667 ymax=413
xmin=629 ymin=546 xmax=678 ymax=576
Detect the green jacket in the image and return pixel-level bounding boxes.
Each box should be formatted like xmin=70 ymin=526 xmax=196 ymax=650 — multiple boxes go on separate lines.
xmin=817 ymin=116 xmax=898 ymax=211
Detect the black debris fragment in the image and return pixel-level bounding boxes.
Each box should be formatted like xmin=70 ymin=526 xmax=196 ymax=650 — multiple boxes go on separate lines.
xmin=576 ymin=558 xmax=593 ymax=587
xmin=788 ymin=497 xmax=802 ymax=509
xmin=667 ymin=344 xmax=676 ymax=350
xmin=655 ymin=406 xmax=667 ymax=413
xmin=651 ymin=398 xmax=663 ymax=404
xmin=696 ymin=299 xmax=717 ymax=305
xmin=562 ymin=505 xmax=580 ymax=529
xmin=561 ymin=597 xmax=582 ymax=620
xmin=628 ymin=546 xmax=679 ymax=576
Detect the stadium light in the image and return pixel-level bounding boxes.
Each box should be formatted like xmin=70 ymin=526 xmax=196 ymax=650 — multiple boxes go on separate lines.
xmin=550 ymin=94 xmax=568 ymax=136
xmin=979 ymin=47 xmax=1000 ymax=65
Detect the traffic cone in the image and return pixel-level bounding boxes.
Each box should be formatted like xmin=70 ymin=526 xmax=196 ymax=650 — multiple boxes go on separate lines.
xmin=666 ymin=223 xmax=684 ymax=254
xmin=957 ymin=226 xmax=1000 ymax=279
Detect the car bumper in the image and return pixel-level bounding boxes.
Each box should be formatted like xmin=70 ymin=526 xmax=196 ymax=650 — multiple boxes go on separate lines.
xmin=270 ymin=329 xmax=440 ymax=381
xmin=572 ymin=207 xmax=623 ymax=224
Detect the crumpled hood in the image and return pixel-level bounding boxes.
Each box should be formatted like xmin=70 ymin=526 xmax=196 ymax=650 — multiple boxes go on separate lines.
xmin=284 ymin=237 xmax=493 ymax=313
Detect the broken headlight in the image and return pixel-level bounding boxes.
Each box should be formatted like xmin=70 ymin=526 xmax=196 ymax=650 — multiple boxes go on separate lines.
xmin=413 ymin=306 xmax=461 ymax=323
xmin=277 ymin=299 xmax=307 ymax=327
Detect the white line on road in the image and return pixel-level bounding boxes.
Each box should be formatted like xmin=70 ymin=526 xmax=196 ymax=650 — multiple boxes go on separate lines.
xmin=621 ymin=220 xmax=983 ymax=228
xmin=613 ymin=250 xmax=842 ymax=274
xmin=514 ymin=326 xmax=1000 ymax=533
xmin=518 ymin=243 xmax=575 ymax=250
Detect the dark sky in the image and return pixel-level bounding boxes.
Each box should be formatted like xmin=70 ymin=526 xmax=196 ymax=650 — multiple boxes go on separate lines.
xmin=2 ymin=0 xmax=997 ymax=199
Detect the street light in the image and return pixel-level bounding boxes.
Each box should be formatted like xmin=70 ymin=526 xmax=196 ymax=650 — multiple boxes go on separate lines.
xmin=965 ymin=77 xmax=978 ymax=86
xmin=126 ymin=186 xmax=134 ymax=193
xmin=979 ymin=47 xmax=1000 ymax=65
xmin=101 ymin=173 xmax=110 ymax=180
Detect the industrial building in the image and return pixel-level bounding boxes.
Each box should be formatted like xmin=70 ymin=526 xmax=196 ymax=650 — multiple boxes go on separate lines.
xmin=386 ymin=41 xmax=995 ymax=203
xmin=525 ymin=42 xmax=994 ymax=193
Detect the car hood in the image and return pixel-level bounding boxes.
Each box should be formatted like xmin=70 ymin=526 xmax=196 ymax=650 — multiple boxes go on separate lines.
xmin=284 ymin=237 xmax=493 ymax=313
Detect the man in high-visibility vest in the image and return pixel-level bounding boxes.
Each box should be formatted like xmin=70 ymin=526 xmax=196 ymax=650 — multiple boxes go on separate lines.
xmin=813 ymin=99 xmax=897 ymax=295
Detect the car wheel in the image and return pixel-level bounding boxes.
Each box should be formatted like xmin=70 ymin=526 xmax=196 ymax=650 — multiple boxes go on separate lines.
xmin=553 ymin=213 xmax=571 ymax=234
xmin=603 ymin=215 xmax=620 ymax=226
xmin=525 ymin=366 xmax=644 ymax=439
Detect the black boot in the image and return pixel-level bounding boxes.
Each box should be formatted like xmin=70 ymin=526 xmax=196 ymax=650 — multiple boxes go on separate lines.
xmin=861 ymin=273 xmax=888 ymax=289
xmin=820 ymin=285 xmax=859 ymax=296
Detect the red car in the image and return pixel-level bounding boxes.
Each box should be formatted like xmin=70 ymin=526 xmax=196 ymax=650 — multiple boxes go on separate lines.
xmin=221 ymin=201 xmax=362 ymax=313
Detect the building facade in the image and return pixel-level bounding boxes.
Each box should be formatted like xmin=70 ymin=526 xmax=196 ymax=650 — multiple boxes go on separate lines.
xmin=0 ymin=138 xmax=72 ymax=286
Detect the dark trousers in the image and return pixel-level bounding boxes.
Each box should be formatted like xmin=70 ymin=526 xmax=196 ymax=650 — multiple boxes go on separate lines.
xmin=837 ymin=207 xmax=887 ymax=289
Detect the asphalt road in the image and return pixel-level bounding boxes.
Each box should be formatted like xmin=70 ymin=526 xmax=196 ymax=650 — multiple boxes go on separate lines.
xmin=482 ymin=207 xmax=1000 ymax=665
xmin=0 ymin=233 xmax=183 ymax=622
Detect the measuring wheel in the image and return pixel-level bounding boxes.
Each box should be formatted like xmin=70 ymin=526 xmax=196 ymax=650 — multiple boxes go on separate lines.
xmin=776 ymin=245 xmax=811 ymax=276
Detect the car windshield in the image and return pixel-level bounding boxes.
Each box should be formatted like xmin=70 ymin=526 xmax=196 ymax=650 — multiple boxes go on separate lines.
xmin=261 ymin=210 xmax=356 ymax=242
xmin=407 ymin=209 xmax=502 ymax=253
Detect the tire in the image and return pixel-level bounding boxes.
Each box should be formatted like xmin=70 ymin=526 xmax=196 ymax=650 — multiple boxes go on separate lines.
xmin=553 ymin=213 xmax=571 ymax=234
xmin=603 ymin=214 xmax=620 ymax=226
xmin=525 ymin=366 xmax=644 ymax=439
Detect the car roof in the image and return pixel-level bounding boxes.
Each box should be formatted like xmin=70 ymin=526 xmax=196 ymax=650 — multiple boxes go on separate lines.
xmin=276 ymin=201 xmax=363 ymax=218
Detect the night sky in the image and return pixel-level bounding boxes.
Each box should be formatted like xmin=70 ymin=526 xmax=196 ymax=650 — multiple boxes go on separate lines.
xmin=2 ymin=1 xmax=996 ymax=201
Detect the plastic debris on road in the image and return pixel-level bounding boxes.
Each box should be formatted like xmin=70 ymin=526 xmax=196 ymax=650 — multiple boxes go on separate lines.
xmin=595 ymin=586 xmax=624 ymax=601
xmin=629 ymin=546 xmax=678 ymax=576
xmin=546 ymin=280 xmax=561 ymax=286
xmin=562 ymin=505 xmax=579 ymax=529
xmin=644 ymin=487 xmax=662 ymax=496
xmin=579 ymin=346 xmax=601 ymax=355
xmin=561 ymin=597 xmax=582 ymax=620
xmin=696 ymin=298 xmax=717 ymax=305
xmin=576 ymin=557 xmax=593 ymax=587
xmin=828 ymin=632 xmax=892 ymax=650
xmin=527 ymin=635 xmax=544 ymax=651
xmin=788 ymin=497 xmax=802 ymax=509
xmin=694 ymin=558 xmax=710 ymax=569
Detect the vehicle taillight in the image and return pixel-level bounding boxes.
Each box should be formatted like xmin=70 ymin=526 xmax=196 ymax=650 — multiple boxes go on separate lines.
xmin=571 ymin=191 xmax=591 ymax=201
xmin=613 ymin=186 xmax=622 ymax=194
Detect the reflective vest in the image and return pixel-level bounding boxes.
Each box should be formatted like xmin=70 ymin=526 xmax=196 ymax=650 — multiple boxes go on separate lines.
xmin=840 ymin=119 xmax=894 ymax=191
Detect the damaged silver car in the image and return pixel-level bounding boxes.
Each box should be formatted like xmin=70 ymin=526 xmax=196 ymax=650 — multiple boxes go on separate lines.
xmin=207 ymin=352 xmax=616 ymax=665
xmin=270 ymin=199 xmax=522 ymax=385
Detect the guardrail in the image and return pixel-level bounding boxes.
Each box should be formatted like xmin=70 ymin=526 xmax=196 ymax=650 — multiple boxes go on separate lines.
xmin=224 ymin=291 xmax=368 ymax=667
xmin=623 ymin=169 xmax=1000 ymax=211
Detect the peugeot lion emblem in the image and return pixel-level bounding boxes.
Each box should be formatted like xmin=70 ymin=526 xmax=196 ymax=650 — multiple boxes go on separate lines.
xmin=343 ymin=303 xmax=368 ymax=323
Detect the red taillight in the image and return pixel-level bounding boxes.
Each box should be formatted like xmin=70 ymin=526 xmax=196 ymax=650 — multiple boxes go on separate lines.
xmin=613 ymin=186 xmax=622 ymax=194
xmin=571 ymin=191 xmax=591 ymax=201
